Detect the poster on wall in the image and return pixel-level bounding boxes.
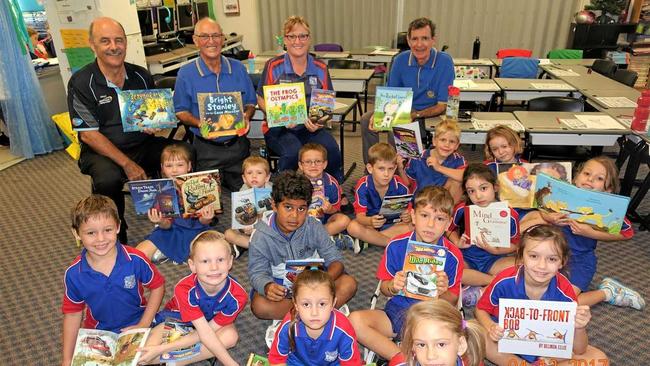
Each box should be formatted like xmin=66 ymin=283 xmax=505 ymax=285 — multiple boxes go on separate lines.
xmin=223 ymin=0 xmax=240 ymax=14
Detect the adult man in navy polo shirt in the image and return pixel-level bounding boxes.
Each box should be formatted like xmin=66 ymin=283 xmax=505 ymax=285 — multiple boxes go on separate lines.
xmin=360 ymin=17 xmax=455 ymax=164
xmin=67 ymin=17 xmax=173 ymax=244
xmin=174 ymin=18 xmax=256 ymax=191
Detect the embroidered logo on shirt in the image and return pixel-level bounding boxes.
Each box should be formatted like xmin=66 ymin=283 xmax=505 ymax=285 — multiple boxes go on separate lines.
xmin=98 ymin=95 xmax=112 ymax=105
xmin=72 ymin=117 xmax=84 ymax=127
xmin=309 ymin=76 xmax=318 ymax=86
xmin=324 ymin=350 xmax=338 ymax=362
xmin=123 ymin=275 xmax=136 ymax=289
xmin=427 ymin=90 xmax=435 ymax=98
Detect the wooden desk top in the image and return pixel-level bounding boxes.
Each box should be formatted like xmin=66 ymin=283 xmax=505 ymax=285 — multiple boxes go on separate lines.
xmin=454 ymin=79 xmax=500 ymax=91
xmin=329 ymin=68 xmax=374 ymax=80
xmin=494 ymin=78 xmax=575 ymax=91
xmin=333 ymin=97 xmax=357 ymax=114
xmin=513 ymin=111 xmax=628 ymax=133
xmin=540 ymin=64 xmax=591 ymax=77
xmin=583 ymin=88 xmax=640 ymax=109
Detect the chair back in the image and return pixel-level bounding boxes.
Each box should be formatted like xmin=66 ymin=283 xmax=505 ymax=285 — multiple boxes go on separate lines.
xmin=496 ymin=48 xmax=532 ymax=59
xmin=546 ymin=49 xmax=583 ymax=59
xmin=591 ymin=59 xmax=617 ymax=77
xmin=154 ymin=76 xmax=177 ymax=90
xmin=314 ymin=43 xmax=343 ymax=52
xmin=500 ymin=57 xmax=539 ymax=78
xmin=396 ymin=31 xmax=409 ymax=51
xmin=527 ymin=96 xmax=584 ymax=112
xmin=612 ymin=69 xmax=638 ymax=87
xmin=328 ymin=59 xmax=362 ymax=69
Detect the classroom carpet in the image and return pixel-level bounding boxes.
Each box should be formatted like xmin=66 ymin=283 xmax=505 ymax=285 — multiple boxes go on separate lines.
xmin=1 ymin=125 xmax=648 ymax=365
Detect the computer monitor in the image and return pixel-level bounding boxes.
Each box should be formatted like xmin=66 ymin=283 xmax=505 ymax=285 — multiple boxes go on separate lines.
xmin=176 ymin=3 xmax=194 ymax=31
xmin=195 ymin=1 xmax=209 ymax=20
xmin=137 ymin=8 xmax=156 ymax=43
xmin=157 ymin=6 xmax=176 ymax=38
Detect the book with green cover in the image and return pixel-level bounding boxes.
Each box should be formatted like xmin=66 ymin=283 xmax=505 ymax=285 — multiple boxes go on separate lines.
xmin=263 ymin=83 xmax=308 ymax=128
xmin=372 ymin=86 xmax=413 ymax=131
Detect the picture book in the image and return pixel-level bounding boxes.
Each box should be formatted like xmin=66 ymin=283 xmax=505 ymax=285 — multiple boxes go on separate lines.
xmin=158 ymin=320 xmax=201 ymax=362
xmin=308 ymin=177 xmax=327 ymax=219
xmin=127 ymin=178 xmax=180 ymax=216
xmin=498 ymin=298 xmax=577 ymax=359
xmin=393 ymin=121 xmax=423 ymax=159
xmin=283 ymin=258 xmax=325 ymax=298
xmin=373 ymin=86 xmax=413 ymax=131
xmin=401 ymin=240 xmax=447 ymax=301
xmin=533 ymin=173 xmax=630 ymax=234
xmin=263 ymin=82 xmax=308 ymax=128
xmin=231 ymin=187 xmax=273 ymax=229
xmin=117 ymin=89 xmax=177 ymax=132
xmin=309 ymin=88 xmax=336 ymax=122
xmin=71 ymin=328 xmax=150 ymax=366
xmin=246 ymin=353 xmax=270 ymax=366
xmin=497 ymin=162 xmax=572 ymax=209
xmin=175 ymin=169 xmax=221 ymax=218
xmin=378 ymin=193 xmax=413 ymax=223
xmin=464 ymin=201 xmax=511 ymax=248
xmin=197 ymin=92 xmax=245 ymax=139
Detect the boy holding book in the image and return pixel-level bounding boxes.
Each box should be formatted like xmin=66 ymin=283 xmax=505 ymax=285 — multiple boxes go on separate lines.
xmin=248 ymin=171 xmax=358 ymax=320
xmin=399 ymin=119 xmax=466 ymax=203
xmin=349 ymin=186 xmax=464 ymax=362
xmin=347 ymin=142 xmax=412 ymax=251
xmin=297 ymin=143 xmax=354 ymax=250
xmin=61 ymin=195 xmax=165 ymax=366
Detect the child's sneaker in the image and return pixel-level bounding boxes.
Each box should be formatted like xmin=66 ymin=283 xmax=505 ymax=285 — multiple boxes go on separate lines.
xmin=152 ymin=249 xmax=168 ymax=265
xmin=352 ymin=238 xmax=367 ymax=255
xmin=338 ymin=303 xmax=350 ymax=316
xmin=599 ymin=277 xmax=645 ymax=310
xmin=334 ymin=234 xmax=354 ymax=251
xmin=462 ymin=285 xmax=482 ymax=308
xmin=232 ymin=244 xmax=241 ymax=259
xmin=265 ymin=319 xmax=282 ymax=348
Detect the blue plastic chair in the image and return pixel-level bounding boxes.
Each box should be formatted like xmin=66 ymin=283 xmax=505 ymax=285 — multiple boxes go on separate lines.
xmin=500 ymin=57 xmax=540 ymax=79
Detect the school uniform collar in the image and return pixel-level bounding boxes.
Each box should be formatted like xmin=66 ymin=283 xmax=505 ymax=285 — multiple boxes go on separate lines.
xmin=195 ymin=55 xmax=233 ymax=78
xmin=193 ymin=273 xmax=232 ymax=301
xmin=295 ymin=310 xmax=336 ymax=340
xmin=79 ymin=241 xmax=130 ymax=273
xmin=514 ymin=265 xmax=560 ymax=300
xmin=282 ymin=52 xmax=320 ymax=76
xmin=407 ymin=48 xmax=437 ymax=69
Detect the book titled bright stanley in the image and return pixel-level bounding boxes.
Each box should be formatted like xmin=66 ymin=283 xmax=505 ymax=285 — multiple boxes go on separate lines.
xmin=197 ymin=92 xmax=245 ymax=139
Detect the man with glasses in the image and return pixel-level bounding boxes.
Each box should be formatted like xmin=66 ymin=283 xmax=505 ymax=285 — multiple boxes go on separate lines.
xmin=360 ymin=17 xmax=454 ymax=165
xmin=67 ymin=17 xmax=175 ymax=244
xmin=174 ymin=17 xmax=256 ymax=191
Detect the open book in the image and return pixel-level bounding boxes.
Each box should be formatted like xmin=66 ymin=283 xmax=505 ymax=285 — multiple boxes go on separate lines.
xmin=497 ymin=162 xmax=572 ymax=209
xmin=71 ymin=328 xmax=150 ymax=366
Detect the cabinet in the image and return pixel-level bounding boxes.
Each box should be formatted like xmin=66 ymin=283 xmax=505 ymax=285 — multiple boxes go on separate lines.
xmin=568 ymin=23 xmax=637 ymax=58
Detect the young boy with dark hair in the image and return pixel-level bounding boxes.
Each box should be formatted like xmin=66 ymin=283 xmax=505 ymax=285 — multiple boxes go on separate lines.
xmin=247 ymin=171 xmax=357 ymax=320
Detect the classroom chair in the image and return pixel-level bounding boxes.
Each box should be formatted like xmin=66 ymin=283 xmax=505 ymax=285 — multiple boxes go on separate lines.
xmin=612 ymin=69 xmax=638 ymax=87
xmin=395 ymin=31 xmax=409 ymax=52
xmin=499 ymin=57 xmax=540 ymax=79
xmin=547 ymin=49 xmax=583 ymax=59
xmin=496 ymin=48 xmax=532 ymax=59
xmin=591 ymin=59 xmax=617 ymax=78
xmin=527 ymin=96 xmax=584 ymax=113
xmin=314 ymin=43 xmax=343 ymax=52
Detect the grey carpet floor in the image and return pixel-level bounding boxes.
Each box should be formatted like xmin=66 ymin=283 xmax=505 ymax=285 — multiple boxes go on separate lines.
xmin=1 ymin=126 xmax=649 ymax=365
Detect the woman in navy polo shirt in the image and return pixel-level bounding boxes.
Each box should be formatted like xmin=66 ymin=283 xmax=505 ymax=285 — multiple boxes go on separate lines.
xmin=257 ymin=15 xmax=343 ymax=183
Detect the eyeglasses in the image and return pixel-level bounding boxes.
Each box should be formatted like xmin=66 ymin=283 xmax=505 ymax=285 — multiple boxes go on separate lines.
xmin=285 ymin=33 xmax=310 ymax=41
xmin=195 ymin=33 xmax=224 ymax=41
xmin=301 ymin=159 xmax=324 ymax=166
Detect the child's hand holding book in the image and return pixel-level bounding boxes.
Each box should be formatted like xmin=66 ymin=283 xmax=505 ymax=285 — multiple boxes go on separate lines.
xmin=371 ymin=214 xmax=387 ymax=229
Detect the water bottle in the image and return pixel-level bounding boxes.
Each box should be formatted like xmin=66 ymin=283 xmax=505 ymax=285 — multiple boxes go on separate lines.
xmin=472 ymin=36 xmax=481 ymax=59
xmin=446 ymin=86 xmax=460 ymax=120
xmin=631 ymin=90 xmax=650 ymax=132
xmin=247 ymin=51 xmax=255 ymax=73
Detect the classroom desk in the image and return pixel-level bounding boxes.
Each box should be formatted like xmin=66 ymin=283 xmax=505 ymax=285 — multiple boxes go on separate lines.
xmin=582 ymin=88 xmax=640 ymax=111
xmin=453 ymin=79 xmax=500 ymax=102
xmin=539 ymin=64 xmax=591 ymax=78
xmin=558 ymin=72 xmax=629 ymax=92
xmin=349 ymin=48 xmax=399 ymax=64
xmin=494 ymin=78 xmax=578 ymax=103
xmin=329 ymin=68 xmax=374 ymax=113
xmin=424 ymin=112 xmax=518 ymax=145
xmin=146 ymin=35 xmax=243 ymax=74
xmin=453 ymin=58 xmax=495 ymax=78
xmin=551 ymin=59 xmax=597 ymax=66
xmin=513 ymin=111 xmax=628 ymax=146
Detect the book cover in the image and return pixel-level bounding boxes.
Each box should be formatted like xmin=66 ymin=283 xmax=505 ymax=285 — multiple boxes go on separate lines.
xmin=464 ymin=201 xmax=511 ymax=248
xmin=159 ymin=320 xmax=201 ymax=362
xmin=372 ymin=86 xmax=413 ymax=131
xmin=533 ymin=173 xmax=630 ymax=235
xmin=71 ymin=328 xmax=150 ymax=366
xmin=231 ymin=188 xmax=272 ymax=229
xmin=393 ymin=121 xmax=423 ymax=159
xmin=498 ymin=298 xmax=577 ymax=359
xmin=283 ymin=258 xmax=325 ymax=298
xmin=117 ymin=89 xmax=177 ymax=132
xmin=308 ymin=177 xmax=326 ymax=219
xmin=246 ymin=353 xmax=270 ymax=366
xmin=175 ymin=169 xmax=221 ymax=218
xmin=127 ymin=178 xmax=180 ymax=216
xmin=309 ymin=88 xmax=336 ymax=121
xmin=401 ymin=240 xmax=447 ymax=301
xmin=378 ymin=193 xmax=413 ymax=223
xmin=263 ymin=83 xmax=308 ymax=128
xmin=197 ymin=92 xmax=245 ymax=139
xmin=497 ymin=162 xmax=572 ymax=209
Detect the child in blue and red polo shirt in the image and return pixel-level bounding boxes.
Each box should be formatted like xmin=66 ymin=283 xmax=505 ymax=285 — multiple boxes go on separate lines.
xmin=61 ymin=195 xmax=165 ymax=366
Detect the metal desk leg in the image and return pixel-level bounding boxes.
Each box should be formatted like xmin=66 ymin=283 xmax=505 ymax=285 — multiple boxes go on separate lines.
xmin=619 ymin=139 xmax=645 ymax=197
xmin=339 ymin=104 xmax=358 ymax=183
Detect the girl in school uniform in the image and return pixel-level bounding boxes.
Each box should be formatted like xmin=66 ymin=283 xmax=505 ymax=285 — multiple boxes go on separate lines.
xmin=475 ymin=224 xmax=608 ymax=365
xmin=482 ymin=125 xmax=526 ymax=175
xmin=268 ymin=268 xmax=362 ymax=366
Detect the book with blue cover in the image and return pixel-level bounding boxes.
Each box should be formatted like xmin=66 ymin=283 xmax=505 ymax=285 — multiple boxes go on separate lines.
xmin=231 ymin=188 xmax=273 ymax=229
xmin=401 ymin=240 xmax=447 ymax=300
xmin=373 ymin=86 xmax=413 ymax=131
xmin=127 ymin=178 xmax=180 ymax=216
xmin=118 ymin=89 xmax=177 ymax=132
xmin=533 ymin=173 xmax=630 ymax=234
xmin=283 ymin=259 xmax=325 ymax=298
xmin=197 ymin=92 xmax=245 ymax=139
xmin=308 ymin=88 xmax=336 ymax=121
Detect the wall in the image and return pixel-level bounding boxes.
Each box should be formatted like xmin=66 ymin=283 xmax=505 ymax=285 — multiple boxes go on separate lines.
xmin=213 ymin=0 xmax=262 ymax=54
